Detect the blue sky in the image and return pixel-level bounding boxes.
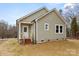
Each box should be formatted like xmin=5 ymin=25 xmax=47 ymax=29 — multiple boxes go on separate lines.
xmin=0 ymin=3 xmax=65 ymax=25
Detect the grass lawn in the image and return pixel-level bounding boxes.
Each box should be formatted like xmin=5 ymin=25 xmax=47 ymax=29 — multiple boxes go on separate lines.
xmin=0 ymin=38 xmax=79 ymax=56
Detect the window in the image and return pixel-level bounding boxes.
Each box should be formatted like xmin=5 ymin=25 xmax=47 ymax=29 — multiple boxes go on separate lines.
xmin=55 ymin=24 xmax=63 ymax=34
xmin=24 ymin=27 xmax=27 ymax=32
xmin=56 ymin=25 xmax=59 ymax=33
xmin=44 ymin=23 xmax=49 ymax=31
xmin=60 ymin=26 xmax=63 ymax=33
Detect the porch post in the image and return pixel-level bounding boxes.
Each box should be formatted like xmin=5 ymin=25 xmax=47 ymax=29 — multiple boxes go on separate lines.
xmin=19 ymin=23 xmax=21 ymax=39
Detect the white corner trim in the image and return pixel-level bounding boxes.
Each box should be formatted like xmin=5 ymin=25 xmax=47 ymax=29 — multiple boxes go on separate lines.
xmin=19 ymin=23 xmax=21 ymax=39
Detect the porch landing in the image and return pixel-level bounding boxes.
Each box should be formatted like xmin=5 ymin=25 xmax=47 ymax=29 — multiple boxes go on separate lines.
xmin=19 ymin=39 xmax=32 ymax=44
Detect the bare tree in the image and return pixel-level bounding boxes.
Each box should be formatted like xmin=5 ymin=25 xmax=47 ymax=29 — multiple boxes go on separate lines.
xmin=63 ymin=4 xmax=79 ymax=21
xmin=8 ymin=25 xmax=17 ymax=38
xmin=0 ymin=19 xmax=17 ymax=39
xmin=63 ymin=4 xmax=79 ymax=37
xmin=0 ymin=20 xmax=8 ymax=38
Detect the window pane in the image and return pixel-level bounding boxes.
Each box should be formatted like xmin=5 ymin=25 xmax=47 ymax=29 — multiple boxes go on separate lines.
xmin=46 ymin=24 xmax=48 ymax=29
xmin=44 ymin=23 xmax=49 ymax=31
xmin=60 ymin=26 xmax=62 ymax=33
xmin=24 ymin=27 xmax=27 ymax=32
xmin=56 ymin=25 xmax=59 ymax=33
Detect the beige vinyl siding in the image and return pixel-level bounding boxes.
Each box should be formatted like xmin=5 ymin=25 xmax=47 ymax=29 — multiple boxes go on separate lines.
xmin=17 ymin=8 xmax=48 ymax=40
xmin=20 ymin=9 xmax=48 ymax=23
xmin=37 ymin=11 xmax=66 ymax=43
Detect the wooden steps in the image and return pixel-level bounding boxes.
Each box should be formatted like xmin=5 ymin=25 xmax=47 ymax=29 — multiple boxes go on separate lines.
xmin=19 ymin=38 xmax=32 ymax=45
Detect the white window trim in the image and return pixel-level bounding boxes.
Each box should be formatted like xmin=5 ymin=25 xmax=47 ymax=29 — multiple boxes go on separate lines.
xmin=55 ymin=24 xmax=63 ymax=34
xmin=44 ymin=23 xmax=49 ymax=31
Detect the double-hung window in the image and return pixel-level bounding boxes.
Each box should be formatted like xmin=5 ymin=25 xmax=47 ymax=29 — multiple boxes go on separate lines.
xmin=56 ymin=25 xmax=59 ymax=33
xmin=55 ymin=24 xmax=63 ymax=34
xmin=44 ymin=23 xmax=49 ymax=31
xmin=60 ymin=26 xmax=63 ymax=33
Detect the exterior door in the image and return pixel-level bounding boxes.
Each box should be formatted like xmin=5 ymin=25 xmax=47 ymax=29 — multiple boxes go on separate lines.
xmin=22 ymin=26 xmax=28 ymax=39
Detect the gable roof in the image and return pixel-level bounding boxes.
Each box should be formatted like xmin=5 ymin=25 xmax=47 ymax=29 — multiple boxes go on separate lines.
xmin=17 ymin=7 xmax=48 ymax=22
xmin=34 ymin=8 xmax=66 ymax=25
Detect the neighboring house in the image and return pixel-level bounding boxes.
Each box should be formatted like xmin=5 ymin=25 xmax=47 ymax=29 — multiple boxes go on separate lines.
xmin=16 ymin=7 xmax=66 ymax=43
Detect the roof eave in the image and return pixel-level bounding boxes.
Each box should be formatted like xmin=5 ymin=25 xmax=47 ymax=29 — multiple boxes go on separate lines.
xmin=17 ymin=7 xmax=49 ymax=22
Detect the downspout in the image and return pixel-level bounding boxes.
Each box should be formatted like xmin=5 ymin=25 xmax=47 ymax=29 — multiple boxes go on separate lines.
xmin=35 ymin=21 xmax=37 ymax=44
xmin=33 ymin=20 xmax=37 ymax=44
xmin=32 ymin=19 xmax=37 ymax=44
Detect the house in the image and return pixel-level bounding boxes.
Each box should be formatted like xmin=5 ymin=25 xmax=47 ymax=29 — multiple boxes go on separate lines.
xmin=16 ymin=7 xmax=66 ymax=43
